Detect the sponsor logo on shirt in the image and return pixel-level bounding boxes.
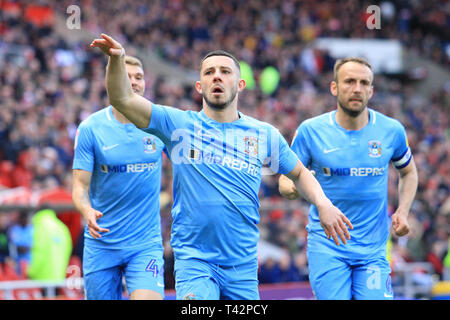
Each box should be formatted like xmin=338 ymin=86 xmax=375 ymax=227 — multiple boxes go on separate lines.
xmin=169 ymin=121 xmax=283 ymax=175
xmin=322 ymin=166 xmax=385 ymax=176
xmin=102 ymin=143 xmax=119 ymax=151
xmin=100 ymin=162 xmax=158 ymax=173
xmin=323 ymin=147 xmax=340 ymax=154
xmin=188 ymin=148 xmax=260 ymax=177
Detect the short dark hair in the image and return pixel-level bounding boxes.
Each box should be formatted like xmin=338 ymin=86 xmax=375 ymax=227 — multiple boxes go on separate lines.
xmin=200 ymin=50 xmax=241 ymax=73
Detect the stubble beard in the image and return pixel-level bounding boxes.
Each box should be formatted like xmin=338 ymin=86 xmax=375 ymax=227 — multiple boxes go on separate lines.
xmin=337 ymin=96 xmax=367 ymax=118
xmin=203 ymin=85 xmax=238 ymax=110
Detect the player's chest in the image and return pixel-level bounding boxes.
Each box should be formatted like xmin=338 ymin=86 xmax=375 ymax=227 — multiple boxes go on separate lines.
xmin=174 ymin=123 xmax=269 ymax=166
xmin=313 ymin=130 xmax=394 ymax=169
xmin=94 ymin=126 xmax=163 ymax=164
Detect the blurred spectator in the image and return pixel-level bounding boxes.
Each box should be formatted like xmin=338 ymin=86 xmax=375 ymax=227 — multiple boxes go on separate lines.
xmin=259 ymin=257 xmax=281 ymax=284
xmin=37 ymin=176 xmax=83 ymax=253
xmin=444 ymin=240 xmax=450 ymax=281
xmin=278 ymin=253 xmax=304 ymax=282
xmin=293 ymin=251 xmax=309 ymax=281
xmin=258 ymin=252 xmax=309 ymax=284
xmin=0 ymin=213 xmax=11 ymax=264
xmin=27 ymin=208 xmax=72 ymax=281
xmin=8 ymin=210 xmax=33 ymax=274
xmin=0 ymin=161 xmax=14 ymax=189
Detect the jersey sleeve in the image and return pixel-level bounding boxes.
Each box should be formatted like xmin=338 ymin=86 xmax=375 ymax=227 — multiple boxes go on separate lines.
xmin=143 ymin=103 xmax=186 ymax=147
xmin=290 ymin=123 xmax=312 ymax=167
xmin=268 ymin=127 xmax=299 ymax=175
xmin=72 ymin=122 xmax=95 ymax=172
xmin=391 ymin=122 xmax=412 ymax=169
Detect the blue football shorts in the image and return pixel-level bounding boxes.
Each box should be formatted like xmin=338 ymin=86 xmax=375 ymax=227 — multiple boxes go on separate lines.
xmin=307 ymin=232 xmax=393 ymax=300
xmin=174 ymin=257 xmax=260 ymax=300
xmin=83 ymin=242 xmax=165 ymax=300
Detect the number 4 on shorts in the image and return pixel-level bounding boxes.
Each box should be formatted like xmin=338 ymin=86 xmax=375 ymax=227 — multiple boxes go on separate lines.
xmin=145 ymin=259 xmax=159 ymax=277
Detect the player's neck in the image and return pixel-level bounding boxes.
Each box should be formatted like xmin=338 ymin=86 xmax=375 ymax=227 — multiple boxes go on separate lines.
xmin=202 ymin=103 xmax=240 ymax=123
xmin=111 ymin=106 xmax=131 ymax=124
xmin=335 ymin=107 xmax=369 ymax=131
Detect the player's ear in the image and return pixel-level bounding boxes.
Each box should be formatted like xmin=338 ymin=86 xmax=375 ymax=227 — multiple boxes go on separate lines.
xmin=238 ymin=78 xmax=246 ymax=92
xmin=368 ymin=85 xmax=374 ymax=99
xmin=330 ymin=81 xmax=338 ymax=97
xmin=195 ymin=81 xmax=202 ymax=94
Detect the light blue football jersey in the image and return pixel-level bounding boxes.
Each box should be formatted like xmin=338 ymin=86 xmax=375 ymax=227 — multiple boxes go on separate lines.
xmin=291 ymin=109 xmax=412 ymax=256
xmin=73 ymin=106 xmax=165 ymax=249
xmin=144 ymin=104 xmax=299 ymax=265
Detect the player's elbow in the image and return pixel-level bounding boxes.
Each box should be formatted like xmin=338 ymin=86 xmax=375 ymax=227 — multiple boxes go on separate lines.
xmin=278 ymin=176 xmax=298 ymax=199
xmin=108 ymin=95 xmax=132 ymax=113
xmin=400 ymin=160 xmax=418 ymax=185
xmin=105 ymin=79 xmax=134 ymax=110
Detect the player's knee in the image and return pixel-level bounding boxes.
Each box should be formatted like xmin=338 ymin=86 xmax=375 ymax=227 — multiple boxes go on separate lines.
xmin=129 ymin=289 xmax=163 ymax=300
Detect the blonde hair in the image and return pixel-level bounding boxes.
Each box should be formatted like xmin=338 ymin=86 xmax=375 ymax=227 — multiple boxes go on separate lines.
xmin=333 ymin=57 xmax=372 ymax=82
xmin=125 ymin=55 xmax=144 ymax=69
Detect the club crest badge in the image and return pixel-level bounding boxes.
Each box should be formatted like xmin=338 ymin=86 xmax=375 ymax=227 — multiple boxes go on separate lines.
xmin=244 ymin=136 xmax=258 ymax=157
xmin=143 ymin=137 xmax=156 ymax=154
xmin=368 ymin=140 xmax=382 ymax=158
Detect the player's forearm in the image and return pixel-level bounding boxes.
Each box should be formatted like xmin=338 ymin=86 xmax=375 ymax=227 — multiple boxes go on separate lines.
xmin=396 ymin=161 xmax=418 ymax=216
xmin=105 ymin=55 xmax=152 ymax=128
xmin=294 ymin=166 xmax=332 ymax=209
xmin=106 ymin=55 xmax=133 ymax=112
xmin=72 ymin=186 xmax=93 ymax=221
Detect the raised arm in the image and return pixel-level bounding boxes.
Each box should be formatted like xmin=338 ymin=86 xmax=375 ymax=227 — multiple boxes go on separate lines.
xmin=285 ymin=160 xmax=353 ymax=246
xmin=90 ymin=34 xmax=152 ymax=128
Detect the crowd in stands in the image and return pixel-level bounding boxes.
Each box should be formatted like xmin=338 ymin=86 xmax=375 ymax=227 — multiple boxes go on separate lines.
xmin=0 ymin=0 xmax=448 ymax=294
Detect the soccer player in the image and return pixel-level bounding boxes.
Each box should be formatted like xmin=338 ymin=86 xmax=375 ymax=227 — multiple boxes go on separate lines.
xmin=90 ymin=34 xmax=352 ymax=300
xmin=279 ymin=57 xmax=418 ymax=300
xmin=72 ymin=55 xmax=166 ymax=300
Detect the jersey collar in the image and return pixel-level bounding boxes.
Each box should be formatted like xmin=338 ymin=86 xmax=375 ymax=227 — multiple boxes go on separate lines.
xmin=330 ymin=108 xmax=376 ymax=131
xmin=198 ymin=109 xmax=245 ymax=126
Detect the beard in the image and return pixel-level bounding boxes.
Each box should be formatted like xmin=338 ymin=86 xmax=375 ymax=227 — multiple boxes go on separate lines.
xmin=203 ymin=85 xmax=238 ymax=110
xmin=337 ymin=96 xmax=367 ymax=118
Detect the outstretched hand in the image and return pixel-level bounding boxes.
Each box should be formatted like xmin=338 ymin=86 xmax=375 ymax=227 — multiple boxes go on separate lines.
xmin=317 ymin=201 xmax=353 ymax=246
xmin=90 ymin=33 xmax=125 ymax=57
xmin=85 ymin=208 xmax=110 ymax=239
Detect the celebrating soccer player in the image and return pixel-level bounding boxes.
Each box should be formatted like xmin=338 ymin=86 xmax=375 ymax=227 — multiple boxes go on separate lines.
xmin=279 ymin=57 xmax=418 ymax=300
xmin=90 ymin=34 xmax=352 ymax=300
xmin=72 ymin=56 xmax=166 ymax=300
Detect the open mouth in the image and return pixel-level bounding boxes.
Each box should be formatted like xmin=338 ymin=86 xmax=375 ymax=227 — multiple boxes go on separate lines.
xmin=211 ymin=86 xmax=224 ymax=94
